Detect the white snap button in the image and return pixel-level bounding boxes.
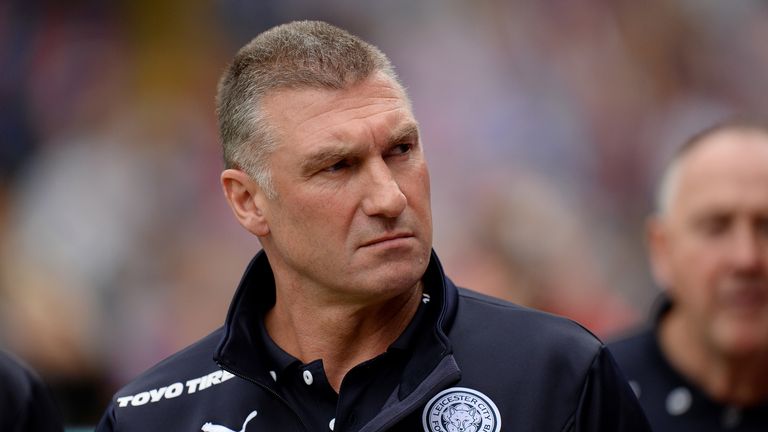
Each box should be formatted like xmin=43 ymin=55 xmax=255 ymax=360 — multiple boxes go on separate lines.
xmin=666 ymin=387 xmax=692 ymax=416
xmin=329 ymin=418 xmax=336 ymax=430
xmin=269 ymin=370 xmax=277 ymax=382
xmin=303 ymin=370 xmax=314 ymax=385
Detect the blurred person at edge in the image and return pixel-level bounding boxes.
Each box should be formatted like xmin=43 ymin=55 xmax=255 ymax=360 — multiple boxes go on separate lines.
xmin=610 ymin=119 xmax=768 ymax=431
xmin=0 ymin=350 xmax=63 ymax=431
xmin=96 ymin=21 xmax=649 ymax=431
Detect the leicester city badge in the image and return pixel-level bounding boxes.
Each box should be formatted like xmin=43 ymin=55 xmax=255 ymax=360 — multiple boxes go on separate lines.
xmin=422 ymin=387 xmax=501 ymax=432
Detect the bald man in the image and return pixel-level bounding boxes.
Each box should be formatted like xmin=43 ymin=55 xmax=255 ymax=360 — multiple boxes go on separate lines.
xmin=610 ymin=120 xmax=768 ymax=431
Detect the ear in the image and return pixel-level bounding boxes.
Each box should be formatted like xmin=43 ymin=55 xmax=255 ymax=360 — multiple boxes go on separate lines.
xmin=646 ymin=215 xmax=673 ymax=290
xmin=220 ymin=169 xmax=271 ymax=237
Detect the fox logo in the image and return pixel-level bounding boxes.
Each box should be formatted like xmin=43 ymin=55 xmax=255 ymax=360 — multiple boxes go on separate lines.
xmin=443 ymin=403 xmax=482 ymax=432
xmin=201 ymin=410 xmax=257 ymax=432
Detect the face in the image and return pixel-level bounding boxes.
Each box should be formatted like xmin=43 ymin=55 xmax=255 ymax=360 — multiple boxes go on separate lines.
xmin=254 ymin=73 xmax=432 ymax=304
xmin=650 ymin=130 xmax=768 ymax=358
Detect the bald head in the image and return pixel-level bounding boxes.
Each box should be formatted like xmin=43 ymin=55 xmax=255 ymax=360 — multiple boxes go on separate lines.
xmin=656 ymin=120 xmax=768 ymax=218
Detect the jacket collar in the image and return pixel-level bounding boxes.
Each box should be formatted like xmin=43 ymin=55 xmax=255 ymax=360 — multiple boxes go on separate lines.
xmin=213 ymin=249 xmax=458 ymax=399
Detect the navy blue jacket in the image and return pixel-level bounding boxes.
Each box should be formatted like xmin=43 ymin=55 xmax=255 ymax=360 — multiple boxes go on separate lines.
xmin=97 ymin=252 xmax=650 ymax=431
xmin=610 ymin=297 xmax=768 ymax=431
xmin=0 ymin=350 xmax=63 ymax=432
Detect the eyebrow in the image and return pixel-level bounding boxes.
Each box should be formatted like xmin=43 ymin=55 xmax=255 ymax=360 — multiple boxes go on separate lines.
xmin=300 ymin=122 xmax=420 ymax=174
xmin=387 ymin=122 xmax=420 ymax=147
xmin=300 ymin=146 xmax=355 ymax=174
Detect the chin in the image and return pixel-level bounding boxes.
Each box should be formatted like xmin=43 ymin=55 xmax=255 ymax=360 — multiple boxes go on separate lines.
xmin=382 ymin=266 xmax=426 ymax=290
xmin=716 ymin=327 xmax=768 ymax=358
xmin=721 ymin=343 xmax=768 ymax=360
xmin=347 ymin=245 xmax=429 ymax=295
xmin=364 ymin=262 xmax=427 ymax=297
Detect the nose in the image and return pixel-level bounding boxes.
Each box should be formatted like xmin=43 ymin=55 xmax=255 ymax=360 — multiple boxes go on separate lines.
xmin=360 ymin=160 xmax=407 ymax=218
xmin=730 ymin=224 xmax=763 ymax=272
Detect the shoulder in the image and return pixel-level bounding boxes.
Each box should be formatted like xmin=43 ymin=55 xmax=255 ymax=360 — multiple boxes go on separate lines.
xmin=0 ymin=351 xmax=42 ymax=418
xmin=112 ymin=328 xmax=226 ymax=401
xmin=0 ymin=350 xmax=55 ymax=407
xmin=99 ymin=328 xmax=262 ymax=430
xmin=450 ymin=287 xmax=603 ymax=383
xmin=446 ymin=289 xmax=652 ymax=431
xmin=0 ymin=350 xmax=62 ymax=430
xmin=0 ymin=350 xmax=38 ymax=397
xmin=606 ymin=326 xmax=657 ymax=373
xmin=454 ymin=287 xmax=602 ymax=352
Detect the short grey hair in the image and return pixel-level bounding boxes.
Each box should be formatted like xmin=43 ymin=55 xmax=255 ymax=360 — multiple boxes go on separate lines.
xmin=655 ymin=117 xmax=768 ymax=215
xmin=216 ymin=20 xmax=402 ymax=198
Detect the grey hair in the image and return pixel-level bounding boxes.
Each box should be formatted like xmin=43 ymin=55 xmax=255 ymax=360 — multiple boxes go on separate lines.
xmin=215 ymin=20 xmax=402 ymax=198
xmin=655 ymin=117 xmax=768 ymax=216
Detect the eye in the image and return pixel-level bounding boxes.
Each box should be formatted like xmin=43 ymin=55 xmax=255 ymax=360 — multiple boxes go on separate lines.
xmin=696 ymin=214 xmax=730 ymax=237
xmin=323 ymin=160 xmax=350 ymax=173
xmin=387 ymin=143 xmax=412 ymax=157
xmin=756 ymin=217 xmax=768 ymax=237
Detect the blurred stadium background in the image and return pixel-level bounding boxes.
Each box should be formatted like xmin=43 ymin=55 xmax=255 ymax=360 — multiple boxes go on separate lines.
xmin=2 ymin=0 xmax=767 ymax=427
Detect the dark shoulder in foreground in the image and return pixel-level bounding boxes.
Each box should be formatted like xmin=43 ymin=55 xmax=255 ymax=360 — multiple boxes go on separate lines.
xmin=0 ymin=350 xmax=64 ymax=431
xmin=0 ymin=350 xmax=39 ymax=402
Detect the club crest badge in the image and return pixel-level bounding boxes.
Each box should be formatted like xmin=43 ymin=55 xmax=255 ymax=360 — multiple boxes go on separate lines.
xmin=422 ymin=387 xmax=501 ymax=432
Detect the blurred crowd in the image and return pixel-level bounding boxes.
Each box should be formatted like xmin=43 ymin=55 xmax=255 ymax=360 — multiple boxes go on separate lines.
xmin=1 ymin=0 xmax=767 ymax=426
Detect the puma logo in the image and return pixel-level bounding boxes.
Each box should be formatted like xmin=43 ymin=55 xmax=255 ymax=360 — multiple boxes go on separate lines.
xmin=201 ymin=410 xmax=257 ymax=432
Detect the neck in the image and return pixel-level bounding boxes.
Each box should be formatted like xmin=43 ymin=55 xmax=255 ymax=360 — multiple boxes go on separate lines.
xmin=660 ymin=310 xmax=768 ymax=406
xmin=264 ymin=281 xmax=423 ymax=392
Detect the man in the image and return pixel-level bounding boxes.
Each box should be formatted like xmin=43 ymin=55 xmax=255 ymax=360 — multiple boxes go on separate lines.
xmin=610 ymin=120 xmax=768 ymax=430
xmin=0 ymin=350 xmax=63 ymax=431
xmin=97 ymin=21 xmax=649 ymax=431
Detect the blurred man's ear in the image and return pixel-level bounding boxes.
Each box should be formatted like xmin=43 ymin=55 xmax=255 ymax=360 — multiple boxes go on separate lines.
xmin=220 ymin=169 xmax=270 ymax=237
xmin=646 ymin=215 xmax=672 ymax=290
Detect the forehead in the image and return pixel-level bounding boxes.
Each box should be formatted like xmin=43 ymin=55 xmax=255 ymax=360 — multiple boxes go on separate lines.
xmin=261 ymin=73 xmax=414 ymax=151
xmin=672 ymin=130 xmax=768 ymax=213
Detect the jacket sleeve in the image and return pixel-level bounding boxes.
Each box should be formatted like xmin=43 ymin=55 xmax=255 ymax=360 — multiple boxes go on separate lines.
xmin=95 ymin=403 xmax=117 ymax=432
xmin=569 ymin=345 xmax=651 ymax=432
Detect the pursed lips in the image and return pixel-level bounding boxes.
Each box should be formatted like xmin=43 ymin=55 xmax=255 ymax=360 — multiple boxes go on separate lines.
xmin=359 ymin=232 xmax=414 ymax=248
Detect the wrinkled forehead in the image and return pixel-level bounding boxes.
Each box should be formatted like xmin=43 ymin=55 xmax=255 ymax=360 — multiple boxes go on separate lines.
xmin=262 ymin=73 xmax=415 ymax=143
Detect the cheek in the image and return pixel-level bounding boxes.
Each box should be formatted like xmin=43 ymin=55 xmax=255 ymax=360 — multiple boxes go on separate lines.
xmin=667 ymin=244 xmax=718 ymax=303
xmin=675 ymin=233 xmax=723 ymax=272
xmin=300 ymin=191 xmax=361 ymax=239
xmin=403 ymin=163 xmax=431 ymax=208
xmin=272 ymin=193 xmax=338 ymax=235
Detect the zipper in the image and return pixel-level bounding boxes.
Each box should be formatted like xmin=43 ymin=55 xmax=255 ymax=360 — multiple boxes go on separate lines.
xmin=359 ymin=355 xmax=461 ymax=432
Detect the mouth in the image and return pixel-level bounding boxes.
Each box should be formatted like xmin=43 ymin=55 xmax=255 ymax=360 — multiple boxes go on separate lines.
xmin=722 ymin=282 xmax=768 ymax=312
xmin=360 ymin=232 xmax=414 ymax=248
